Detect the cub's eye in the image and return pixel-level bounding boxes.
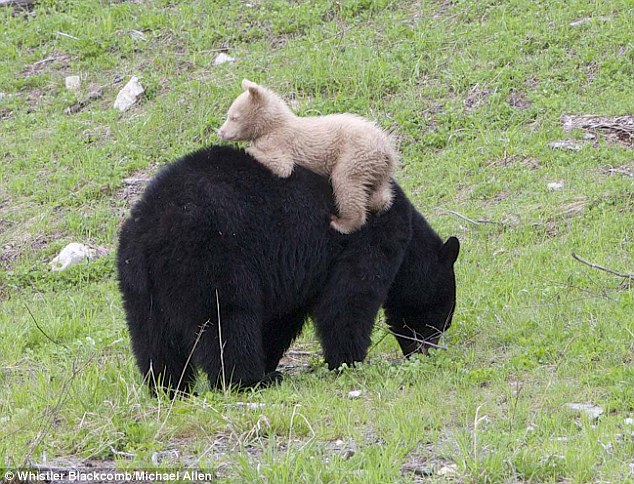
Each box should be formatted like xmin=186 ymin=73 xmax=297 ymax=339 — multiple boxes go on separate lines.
xmin=229 ymin=115 xmax=240 ymax=121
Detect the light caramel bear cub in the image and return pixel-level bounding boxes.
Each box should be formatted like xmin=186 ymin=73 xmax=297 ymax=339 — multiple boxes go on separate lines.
xmin=218 ymin=79 xmax=398 ymax=234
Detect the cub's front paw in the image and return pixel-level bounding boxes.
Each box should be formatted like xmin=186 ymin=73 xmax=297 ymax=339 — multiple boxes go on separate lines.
xmin=245 ymin=146 xmax=259 ymax=159
xmin=330 ymin=215 xmax=358 ymax=235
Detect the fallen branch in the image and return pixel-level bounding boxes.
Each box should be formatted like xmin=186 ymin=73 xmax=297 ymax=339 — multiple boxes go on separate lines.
xmin=446 ymin=210 xmax=501 ymax=226
xmin=447 ymin=210 xmax=481 ymax=226
xmin=571 ymin=251 xmax=634 ymax=281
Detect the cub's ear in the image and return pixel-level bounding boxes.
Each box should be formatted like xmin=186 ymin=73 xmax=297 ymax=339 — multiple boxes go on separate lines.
xmin=241 ymin=79 xmax=264 ymax=99
xmin=439 ymin=236 xmax=460 ymax=265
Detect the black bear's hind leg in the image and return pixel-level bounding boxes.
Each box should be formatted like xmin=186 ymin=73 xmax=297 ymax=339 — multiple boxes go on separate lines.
xmin=198 ymin=307 xmax=268 ymax=390
xmin=133 ymin=334 xmax=196 ymax=398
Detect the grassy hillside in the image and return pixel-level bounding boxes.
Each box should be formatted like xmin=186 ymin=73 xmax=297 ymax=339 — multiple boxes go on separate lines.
xmin=1 ymin=0 xmax=633 ymax=481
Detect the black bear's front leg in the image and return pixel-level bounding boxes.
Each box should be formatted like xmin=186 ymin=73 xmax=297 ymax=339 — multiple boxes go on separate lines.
xmin=310 ymin=220 xmax=406 ymax=370
xmin=311 ymin=277 xmax=385 ymax=370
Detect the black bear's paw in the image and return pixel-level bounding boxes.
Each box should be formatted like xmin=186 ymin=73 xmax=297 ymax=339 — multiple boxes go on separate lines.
xmin=259 ymin=370 xmax=283 ymax=387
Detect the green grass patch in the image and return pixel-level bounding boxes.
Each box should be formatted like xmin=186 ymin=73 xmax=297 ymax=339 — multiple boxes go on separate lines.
xmin=1 ymin=0 xmax=633 ymax=481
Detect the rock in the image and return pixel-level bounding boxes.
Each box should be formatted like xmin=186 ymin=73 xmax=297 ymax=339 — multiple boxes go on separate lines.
xmin=402 ymin=463 xmax=434 ymax=476
xmin=342 ymin=448 xmax=355 ymax=460
xmin=347 ymin=390 xmax=363 ymax=399
xmin=437 ymin=463 xmax=458 ymax=476
xmin=151 ymin=449 xmax=179 ymax=466
xmin=65 ymin=75 xmax=81 ymax=91
xmin=49 ymin=243 xmax=108 ymax=272
xmin=570 ymin=16 xmax=611 ymax=27
xmin=129 ymin=30 xmax=147 ymax=41
xmin=213 ymin=53 xmax=236 ymax=65
xmin=113 ymin=76 xmax=145 ymax=112
xmin=565 ymin=403 xmax=604 ymax=420
xmin=570 ymin=17 xmax=592 ymax=27
xmin=547 ymin=181 xmax=564 ymax=191
xmin=0 ymin=92 xmax=6 ymax=101
xmin=624 ymin=418 xmax=634 ymax=426
xmin=548 ymin=140 xmax=583 ymax=151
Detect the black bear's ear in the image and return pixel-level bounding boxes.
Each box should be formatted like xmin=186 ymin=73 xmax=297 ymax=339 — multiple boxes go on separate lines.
xmin=439 ymin=236 xmax=460 ymax=265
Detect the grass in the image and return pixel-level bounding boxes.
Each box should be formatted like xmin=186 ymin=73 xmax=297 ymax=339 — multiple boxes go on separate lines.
xmin=1 ymin=0 xmax=633 ymax=481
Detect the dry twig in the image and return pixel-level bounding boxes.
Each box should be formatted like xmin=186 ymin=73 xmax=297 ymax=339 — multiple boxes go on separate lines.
xmin=446 ymin=210 xmax=501 ymax=226
xmin=571 ymin=251 xmax=634 ymax=282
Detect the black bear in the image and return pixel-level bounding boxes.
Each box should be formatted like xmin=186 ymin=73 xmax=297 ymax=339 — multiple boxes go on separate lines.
xmin=117 ymin=145 xmax=460 ymax=394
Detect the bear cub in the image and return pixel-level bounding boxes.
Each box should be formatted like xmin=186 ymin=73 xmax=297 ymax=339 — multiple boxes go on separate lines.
xmin=218 ymin=80 xmax=399 ymax=234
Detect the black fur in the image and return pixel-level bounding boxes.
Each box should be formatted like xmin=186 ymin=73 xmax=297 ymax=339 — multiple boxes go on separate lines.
xmin=117 ymin=145 xmax=460 ymax=393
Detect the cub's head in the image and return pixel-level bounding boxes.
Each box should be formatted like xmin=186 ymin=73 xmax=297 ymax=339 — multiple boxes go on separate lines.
xmin=218 ymin=79 xmax=291 ymax=142
xmin=384 ymin=236 xmax=460 ymax=357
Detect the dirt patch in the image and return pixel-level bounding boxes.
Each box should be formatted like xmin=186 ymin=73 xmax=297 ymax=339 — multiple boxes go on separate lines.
xmin=507 ymin=90 xmax=531 ymax=110
xmin=464 ymin=83 xmax=491 ymax=111
xmin=480 ymin=190 xmax=511 ymax=207
xmin=401 ymin=446 xmax=459 ymax=481
xmin=1 ymin=107 xmax=13 ymax=120
xmin=114 ymin=171 xmax=154 ymax=208
xmin=559 ymin=197 xmax=588 ymax=218
xmin=276 ymin=346 xmax=316 ymax=376
xmin=1 ymin=234 xmax=53 ymax=270
xmin=23 ymin=52 xmax=72 ymax=77
xmin=561 ymin=115 xmax=634 ymax=147
xmin=602 ymin=163 xmax=634 ymax=178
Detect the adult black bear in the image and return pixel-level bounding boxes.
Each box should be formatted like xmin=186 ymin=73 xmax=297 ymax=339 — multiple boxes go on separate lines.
xmin=117 ymin=146 xmax=460 ymax=394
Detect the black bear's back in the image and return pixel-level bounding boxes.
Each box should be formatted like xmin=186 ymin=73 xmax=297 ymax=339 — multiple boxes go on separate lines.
xmin=118 ymin=146 xmax=341 ymax=321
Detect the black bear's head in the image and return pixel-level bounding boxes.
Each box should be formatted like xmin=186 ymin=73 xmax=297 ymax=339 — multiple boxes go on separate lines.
xmin=384 ymin=236 xmax=460 ymax=357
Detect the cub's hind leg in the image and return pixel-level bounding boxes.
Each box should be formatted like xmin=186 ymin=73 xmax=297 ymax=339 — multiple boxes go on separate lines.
xmin=368 ymin=180 xmax=394 ymax=213
xmin=329 ymin=162 xmax=369 ymax=234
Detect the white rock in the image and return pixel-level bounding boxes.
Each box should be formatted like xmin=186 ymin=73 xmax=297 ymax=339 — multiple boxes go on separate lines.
xmin=570 ymin=16 xmax=611 ymax=27
xmin=0 ymin=92 xmax=6 ymax=101
xmin=624 ymin=418 xmax=634 ymax=426
xmin=565 ymin=403 xmax=604 ymax=420
xmin=129 ymin=29 xmax=147 ymax=41
xmin=348 ymin=390 xmax=363 ymax=399
xmin=49 ymin=243 xmax=106 ymax=272
xmin=548 ymin=140 xmax=583 ymax=151
xmin=65 ymin=75 xmax=81 ymax=91
xmin=570 ymin=17 xmax=592 ymax=27
xmin=213 ymin=53 xmax=236 ymax=65
xmin=547 ymin=181 xmax=564 ymax=191
xmin=113 ymin=76 xmax=145 ymax=112
xmin=437 ymin=464 xmax=458 ymax=476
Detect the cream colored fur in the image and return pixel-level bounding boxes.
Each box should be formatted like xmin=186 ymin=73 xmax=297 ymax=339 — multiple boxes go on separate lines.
xmin=218 ymin=79 xmax=398 ymax=234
